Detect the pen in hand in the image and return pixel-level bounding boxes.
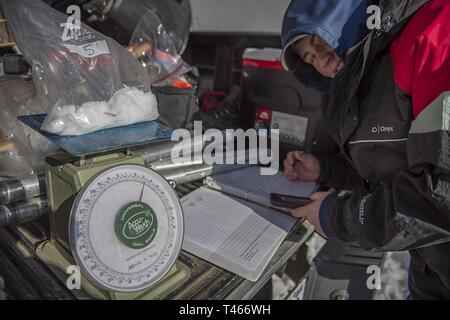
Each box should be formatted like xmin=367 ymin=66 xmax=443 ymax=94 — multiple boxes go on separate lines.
xmin=303 ymin=141 xmax=318 ymax=155
xmin=284 ymin=141 xmax=321 ymax=182
xmin=293 ymin=141 xmax=318 ymax=166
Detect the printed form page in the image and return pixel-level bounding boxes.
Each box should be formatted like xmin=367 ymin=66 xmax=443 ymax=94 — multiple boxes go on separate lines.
xmin=181 ymin=187 xmax=287 ymax=281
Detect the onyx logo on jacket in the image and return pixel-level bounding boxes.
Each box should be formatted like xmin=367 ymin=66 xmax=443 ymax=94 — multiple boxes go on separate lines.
xmin=371 ymin=125 xmax=394 ymax=134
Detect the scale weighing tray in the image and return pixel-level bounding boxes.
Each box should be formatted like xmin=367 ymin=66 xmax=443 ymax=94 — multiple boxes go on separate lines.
xmin=18 ymin=114 xmax=173 ymax=157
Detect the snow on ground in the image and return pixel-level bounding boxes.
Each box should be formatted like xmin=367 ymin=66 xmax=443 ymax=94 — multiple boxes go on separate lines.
xmin=272 ymin=274 xmax=296 ymax=300
xmin=272 ymin=233 xmax=326 ymax=300
xmin=272 ymin=234 xmax=410 ymax=300
xmin=374 ymin=251 xmax=410 ymax=300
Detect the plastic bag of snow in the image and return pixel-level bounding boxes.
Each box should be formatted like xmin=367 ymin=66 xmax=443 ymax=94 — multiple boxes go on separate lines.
xmin=1 ymin=0 xmax=155 ymax=137
xmin=41 ymin=87 xmax=159 ymax=136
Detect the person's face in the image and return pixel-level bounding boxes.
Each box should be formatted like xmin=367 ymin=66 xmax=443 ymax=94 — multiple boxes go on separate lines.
xmin=293 ymin=35 xmax=345 ymax=79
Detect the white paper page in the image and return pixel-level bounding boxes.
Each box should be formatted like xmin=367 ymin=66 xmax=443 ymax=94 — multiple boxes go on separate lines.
xmin=181 ymin=187 xmax=287 ymax=281
xmin=206 ymin=166 xmax=317 ymax=206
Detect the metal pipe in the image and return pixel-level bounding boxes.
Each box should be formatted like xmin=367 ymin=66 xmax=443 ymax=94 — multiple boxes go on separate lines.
xmin=132 ymin=137 xmax=206 ymax=165
xmin=148 ymin=154 xmax=204 ymax=171
xmin=0 ymin=173 xmax=46 ymax=205
xmin=132 ymin=141 xmax=179 ymax=164
xmin=148 ymin=148 xmax=263 ymax=171
xmin=158 ymin=163 xmax=253 ymax=187
xmin=159 ymin=163 xmax=214 ymax=186
xmin=0 ymin=197 xmax=48 ymax=227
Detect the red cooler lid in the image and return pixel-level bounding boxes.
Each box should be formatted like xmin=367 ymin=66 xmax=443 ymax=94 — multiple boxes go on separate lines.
xmin=243 ymin=48 xmax=284 ymax=70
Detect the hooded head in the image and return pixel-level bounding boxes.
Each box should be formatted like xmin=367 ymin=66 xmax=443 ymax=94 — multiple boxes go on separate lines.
xmin=281 ymin=0 xmax=369 ymax=92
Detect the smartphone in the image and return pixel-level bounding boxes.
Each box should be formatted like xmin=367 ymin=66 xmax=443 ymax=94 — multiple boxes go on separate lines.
xmin=316 ymin=185 xmax=331 ymax=192
xmin=270 ymin=193 xmax=313 ymax=209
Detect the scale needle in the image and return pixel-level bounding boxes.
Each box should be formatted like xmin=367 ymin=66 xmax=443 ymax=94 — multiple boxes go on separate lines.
xmin=139 ymin=183 xmax=145 ymax=202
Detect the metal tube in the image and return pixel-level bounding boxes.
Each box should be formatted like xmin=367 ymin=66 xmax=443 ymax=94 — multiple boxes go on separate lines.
xmin=0 ymin=197 xmax=48 ymax=227
xmin=148 ymin=154 xmax=204 ymax=171
xmin=148 ymin=147 xmax=262 ymax=171
xmin=157 ymin=163 xmax=253 ymax=186
xmin=132 ymin=137 xmax=205 ymax=165
xmin=0 ymin=173 xmax=46 ymax=205
xmin=132 ymin=141 xmax=179 ymax=164
xmin=159 ymin=163 xmax=214 ymax=186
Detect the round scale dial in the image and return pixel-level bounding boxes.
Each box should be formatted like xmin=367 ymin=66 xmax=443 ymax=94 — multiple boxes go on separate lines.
xmin=69 ymin=165 xmax=183 ymax=292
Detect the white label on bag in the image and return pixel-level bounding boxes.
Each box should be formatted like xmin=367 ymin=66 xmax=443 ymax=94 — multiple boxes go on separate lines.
xmin=64 ymin=40 xmax=110 ymax=58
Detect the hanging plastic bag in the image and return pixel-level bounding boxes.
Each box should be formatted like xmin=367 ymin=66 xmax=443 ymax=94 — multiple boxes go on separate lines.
xmin=0 ymin=0 xmax=159 ymax=136
xmin=0 ymin=76 xmax=58 ymax=178
xmin=128 ymin=10 xmax=191 ymax=87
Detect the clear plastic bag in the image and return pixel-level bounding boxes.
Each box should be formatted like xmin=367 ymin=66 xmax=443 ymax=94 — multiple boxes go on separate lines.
xmin=0 ymin=0 xmax=158 ymax=136
xmin=0 ymin=76 xmax=58 ymax=178
xmin=128 ymin=10 xmax=191 ymax=87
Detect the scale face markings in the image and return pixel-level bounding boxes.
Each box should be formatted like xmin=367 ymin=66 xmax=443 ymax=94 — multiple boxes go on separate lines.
xmin=69 ymin=165 xmax=183 ymax=293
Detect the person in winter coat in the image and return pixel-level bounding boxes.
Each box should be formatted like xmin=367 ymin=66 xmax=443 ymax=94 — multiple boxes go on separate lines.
xmin=281 ymin=0 xmax=450 ymax=299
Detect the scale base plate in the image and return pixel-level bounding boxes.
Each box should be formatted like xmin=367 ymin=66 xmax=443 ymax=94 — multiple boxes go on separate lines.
xmin=36 ymin=240 xmax=191 ymax=300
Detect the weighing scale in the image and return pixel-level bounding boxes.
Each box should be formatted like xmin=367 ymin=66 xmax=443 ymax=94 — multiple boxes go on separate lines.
xmin=19 ymin=115 xmax=191 ymax=300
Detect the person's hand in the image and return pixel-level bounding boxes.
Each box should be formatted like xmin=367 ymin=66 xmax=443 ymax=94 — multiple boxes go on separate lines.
xmin=283 ymin=151 xmax=321 ymax=182
xmin=291 ymin=192 xmax=332 ymax=237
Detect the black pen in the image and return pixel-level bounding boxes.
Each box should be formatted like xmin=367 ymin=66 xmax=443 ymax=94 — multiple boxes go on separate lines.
xmin=303 ymin=141 xmax=318 ymax=155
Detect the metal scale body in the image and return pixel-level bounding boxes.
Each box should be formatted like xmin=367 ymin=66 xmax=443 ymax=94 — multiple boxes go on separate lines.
xmin=20 ymin=115 xmax=190 ymax=300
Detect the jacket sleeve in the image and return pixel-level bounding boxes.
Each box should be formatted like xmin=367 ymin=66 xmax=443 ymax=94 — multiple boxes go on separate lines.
xmin=320 ymin=0 xmax=450 ymax=251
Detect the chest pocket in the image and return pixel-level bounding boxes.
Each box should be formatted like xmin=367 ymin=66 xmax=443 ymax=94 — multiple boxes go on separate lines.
xmin=346 ymin=55 xmax=412 ymax=183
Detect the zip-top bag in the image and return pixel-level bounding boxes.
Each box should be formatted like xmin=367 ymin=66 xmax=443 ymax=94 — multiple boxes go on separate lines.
xmin=1 ymin=0 xmax=158 ymax=136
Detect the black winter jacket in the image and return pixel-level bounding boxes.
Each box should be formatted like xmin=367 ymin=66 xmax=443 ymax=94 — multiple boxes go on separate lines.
xmin=282 ymin=0 xmax=450 ymax=299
